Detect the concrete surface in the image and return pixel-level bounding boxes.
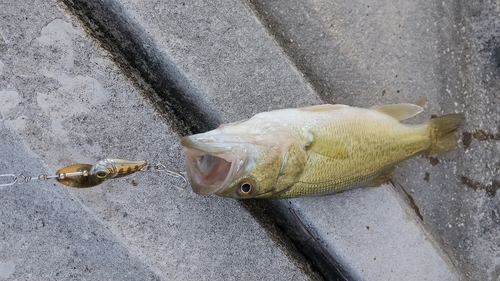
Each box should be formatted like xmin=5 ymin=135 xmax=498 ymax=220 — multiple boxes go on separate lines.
xmin=1 ymin=0 xmax=499 ymax=280
xmin=0 ymin=2 xmax=314 ymax=280
xmin=248 ymin=1 xmax=500 ymax=279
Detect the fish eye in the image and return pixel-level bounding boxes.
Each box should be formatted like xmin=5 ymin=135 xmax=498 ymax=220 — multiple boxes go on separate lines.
xmin=237 ymin=180 xmax=254 ymax=198
xmin=241 ymin=182 xmax=251 ymax=193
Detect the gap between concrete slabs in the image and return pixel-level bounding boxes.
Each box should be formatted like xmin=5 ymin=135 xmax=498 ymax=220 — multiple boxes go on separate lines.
xmin=0 ymin=0 xmax=319 ymax=280
xmin=246 ymin=1 xmax=500 ymax=279
xmin=58 ymin=0 xmax=347 ymax=279
xmin=58 ymin=0 xmax=460 ymax=280
xmin=0 ymin=1 xmax=314 ymax=279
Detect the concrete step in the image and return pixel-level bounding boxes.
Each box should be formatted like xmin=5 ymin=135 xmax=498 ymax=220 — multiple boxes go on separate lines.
xmin=1 ymin=0 xmax=499 ymax=280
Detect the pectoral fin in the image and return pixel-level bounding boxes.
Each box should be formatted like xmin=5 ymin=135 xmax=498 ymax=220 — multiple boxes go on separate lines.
xmin=366 ymin=167 xmax=395 ymax=187
xmin=372 ymin=103 xmax=423 ymax=121
xmin=307 ymin=134 xmax=349 ymax=159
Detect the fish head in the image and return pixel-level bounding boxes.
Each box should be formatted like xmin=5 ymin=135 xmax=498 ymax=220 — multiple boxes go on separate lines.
xmin=181 ymin=126 xmax=306 ymax=199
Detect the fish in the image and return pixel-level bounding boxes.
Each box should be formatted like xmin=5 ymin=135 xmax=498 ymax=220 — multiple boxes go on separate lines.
xmin=181 ymin=103 xmax=464 ymax=199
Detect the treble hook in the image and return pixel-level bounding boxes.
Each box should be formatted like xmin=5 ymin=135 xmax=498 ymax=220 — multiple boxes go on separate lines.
xmin=142 ymin=163 xmax=189 ymax=190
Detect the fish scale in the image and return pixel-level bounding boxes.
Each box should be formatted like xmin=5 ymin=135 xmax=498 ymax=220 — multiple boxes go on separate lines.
xmin=277 ymin=112 xmax=427 ymax=198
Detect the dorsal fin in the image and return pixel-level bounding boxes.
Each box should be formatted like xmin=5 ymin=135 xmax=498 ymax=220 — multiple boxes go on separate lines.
xmin=371 ymin=103 xmax=423 ymax=121
xmin=301 ymin=104 xmax=349 ymax=112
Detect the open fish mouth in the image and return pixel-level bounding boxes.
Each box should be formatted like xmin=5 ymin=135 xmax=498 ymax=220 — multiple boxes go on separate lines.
xmin=181 ymin=136 xmax=248 ymax=195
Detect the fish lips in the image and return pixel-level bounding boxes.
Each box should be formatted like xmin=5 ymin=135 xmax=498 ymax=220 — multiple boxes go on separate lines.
xmin=181 ymin=134 xmax=250 ymax=195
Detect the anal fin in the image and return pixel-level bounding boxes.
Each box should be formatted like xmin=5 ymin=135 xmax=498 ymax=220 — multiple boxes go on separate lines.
xmin=367 ymin=167 xmax=395 ymax=187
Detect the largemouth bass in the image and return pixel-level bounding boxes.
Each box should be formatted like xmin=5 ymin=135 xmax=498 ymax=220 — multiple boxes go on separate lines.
xmin=181 ymin=103 xmax=464 ymax=199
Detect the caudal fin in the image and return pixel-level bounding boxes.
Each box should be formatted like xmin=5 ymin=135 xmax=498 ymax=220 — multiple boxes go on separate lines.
xmin=428 ymin=114 xmax=465 ymax=155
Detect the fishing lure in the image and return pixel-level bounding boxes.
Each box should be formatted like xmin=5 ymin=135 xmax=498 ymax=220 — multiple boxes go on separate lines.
xmin=0 ymin=158 xmax=187 ymax=189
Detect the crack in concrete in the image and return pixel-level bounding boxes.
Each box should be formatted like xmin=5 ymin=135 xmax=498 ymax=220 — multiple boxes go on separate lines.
xmin=460 ymin=176 xmax=500 ymax=197
xmin=58 ymin=0 xmax=345 ymax=280
xmin=462 ymin=130 xmax=500 ymax=149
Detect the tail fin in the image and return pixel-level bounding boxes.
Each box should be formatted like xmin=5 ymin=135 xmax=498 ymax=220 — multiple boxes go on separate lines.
xmin=428 ymin=114 xmax=465 ymax=155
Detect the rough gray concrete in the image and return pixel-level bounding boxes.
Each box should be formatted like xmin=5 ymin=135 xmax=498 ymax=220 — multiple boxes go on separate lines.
xmin=1 ymin=0 xmax=499 ymax=280
xmin=1 ymin=127 xmax=160 ymax=280
xmin=0 ymin=1 xmax=313 ymax=280
xmin=108 ymin=0 xmax=458 ymax=279
xmin=247 ymin=0 xmax=500 ymax=279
